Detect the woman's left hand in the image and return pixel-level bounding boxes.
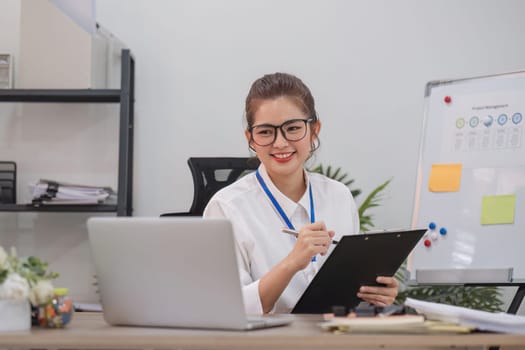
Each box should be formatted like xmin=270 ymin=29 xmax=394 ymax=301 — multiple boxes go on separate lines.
xmin=357 ymin=276 xmax=398 ymax=307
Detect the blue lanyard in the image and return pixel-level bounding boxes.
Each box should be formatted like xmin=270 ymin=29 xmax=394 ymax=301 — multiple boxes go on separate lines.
xmin=255 ymin=169 xmax=316 ymax=261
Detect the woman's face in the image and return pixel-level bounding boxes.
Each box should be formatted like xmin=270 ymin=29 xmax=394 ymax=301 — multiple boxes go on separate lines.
xmin=245 ymin=96 xmax=319 ymax=183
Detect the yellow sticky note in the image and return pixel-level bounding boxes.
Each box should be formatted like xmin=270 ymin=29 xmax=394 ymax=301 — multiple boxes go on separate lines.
xmin=428 ymin=164 xmax=462 ymax=192
xmin=481 ymin=195 xmax=516 ymax=225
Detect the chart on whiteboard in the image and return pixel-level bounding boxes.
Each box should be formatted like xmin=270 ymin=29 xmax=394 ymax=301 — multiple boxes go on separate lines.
xmin=439 ymin=90 xmax=524 ymax=169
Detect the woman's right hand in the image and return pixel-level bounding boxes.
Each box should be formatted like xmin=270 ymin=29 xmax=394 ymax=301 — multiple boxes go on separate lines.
xmin=285 ymin=221 xmax=335 ymax=271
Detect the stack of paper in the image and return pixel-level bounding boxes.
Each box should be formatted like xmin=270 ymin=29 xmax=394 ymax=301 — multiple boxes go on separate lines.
xmin=405 ymin=297 xmax=525 ymax=334
xmin=29 ymin=179 xmax=115 ymax=205
xmin=320 ymin=314 xmax=472 ymax=334
xmin=321 ymin=314 xmax=424 ymax=332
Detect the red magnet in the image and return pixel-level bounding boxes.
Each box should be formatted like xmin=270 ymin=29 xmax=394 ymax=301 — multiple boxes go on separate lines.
xmin=444 ymin=96 xmax=452 ymax=104
xmin=424 ymin=239 xmax=431 ymax=247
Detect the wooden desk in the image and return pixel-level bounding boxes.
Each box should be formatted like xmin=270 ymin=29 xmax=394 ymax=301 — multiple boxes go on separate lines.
xmin=0 ymin=312 xmax=524 ymax=349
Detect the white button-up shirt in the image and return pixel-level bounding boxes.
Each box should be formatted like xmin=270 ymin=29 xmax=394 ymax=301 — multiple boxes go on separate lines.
xmin=203 ymin=164 xmax=359 ymax=314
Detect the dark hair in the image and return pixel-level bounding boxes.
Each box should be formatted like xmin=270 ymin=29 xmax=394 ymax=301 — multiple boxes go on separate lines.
xmin=245 ymin=72 xmax=320 ymax=152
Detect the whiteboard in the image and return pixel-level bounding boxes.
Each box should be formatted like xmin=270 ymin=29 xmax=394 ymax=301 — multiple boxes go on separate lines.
xmin=410 ymin=71 xmax=525 ymax=283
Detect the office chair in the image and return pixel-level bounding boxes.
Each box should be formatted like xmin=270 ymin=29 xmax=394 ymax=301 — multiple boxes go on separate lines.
xmin=161 ymin=157 xmax=260 ymax=217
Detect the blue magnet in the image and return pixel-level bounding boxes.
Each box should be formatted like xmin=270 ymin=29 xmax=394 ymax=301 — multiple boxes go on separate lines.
xmin=439 ymin=227 xmax=447 ymax=235
xmin=429 ymin=222 xmax=436 ymax=230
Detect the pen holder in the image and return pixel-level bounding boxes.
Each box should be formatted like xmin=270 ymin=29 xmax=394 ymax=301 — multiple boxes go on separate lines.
xmin=35 ymin=288 xmax=74 ymax=328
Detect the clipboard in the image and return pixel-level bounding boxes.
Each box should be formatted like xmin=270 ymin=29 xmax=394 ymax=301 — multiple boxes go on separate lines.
xmin=292 ymin=228 xmax=426 ymax=314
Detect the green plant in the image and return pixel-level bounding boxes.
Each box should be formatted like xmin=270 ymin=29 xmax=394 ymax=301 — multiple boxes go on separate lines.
xmin=310 ymin=164 xmax=504 ymax=312
xmin=398 ymin=284 xmax=504 ymax=312
xmin=393 ymin=262 xmax=504 ymax=311
xmin=0 ymin=246 xmax=59 ymax=305
xmin=309 ymin=164 xmax=390 ymax=232
xmin=309 ymin=164 xmax=361 ymax=198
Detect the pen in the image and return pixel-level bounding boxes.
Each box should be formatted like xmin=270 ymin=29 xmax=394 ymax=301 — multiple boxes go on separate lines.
xmin=281 ymin=228 xmax=339 ymax=245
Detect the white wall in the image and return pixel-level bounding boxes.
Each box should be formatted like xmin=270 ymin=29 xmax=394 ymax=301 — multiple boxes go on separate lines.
xmin=1 ymin=0 xmax=524 ymax=311
xmin=0 ymin=0 xmax=20 ymax=77
xmin=18 ymin=0 xmax=92 ymax=88
xmin=96 ymin=0 xmax=525 ymax=313
xmin=96 ymin=0 xmax=525 ymax=230
xmin=0 ymin=0 xmax=119 ymax=303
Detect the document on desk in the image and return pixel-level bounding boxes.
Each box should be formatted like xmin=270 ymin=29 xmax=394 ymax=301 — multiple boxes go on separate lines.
xmin=405 ymin=298 xmax=525 ymax=334
xmin=320 ymin=314 xmax=472 ymax=334
xmin=321 ymin=314 xmax=424 ymax=332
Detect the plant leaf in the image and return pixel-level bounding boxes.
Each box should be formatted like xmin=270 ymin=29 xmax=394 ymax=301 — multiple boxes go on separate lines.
xmin=309 ymin=164 xmax=362 ymax=199
xmin=358 ymin=178 xmax=392 ymax=231
xmin=394 ymin=260 xmax=504 ymax=312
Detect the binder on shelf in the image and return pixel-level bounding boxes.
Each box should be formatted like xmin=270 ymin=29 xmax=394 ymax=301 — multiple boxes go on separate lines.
xmin=0 ymin=161 xmax=16 ymax=204
xmin=0 ymin=49 xmax=133 ymax=216
xmin=29 ymin=179 xmax=115 ymax=206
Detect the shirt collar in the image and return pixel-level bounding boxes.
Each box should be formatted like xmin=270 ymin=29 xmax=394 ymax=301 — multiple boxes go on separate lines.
xmin=256 ymin=163 xmax=312 ymax=221
xmin=298 ymin=172 xmax=312 ymax=215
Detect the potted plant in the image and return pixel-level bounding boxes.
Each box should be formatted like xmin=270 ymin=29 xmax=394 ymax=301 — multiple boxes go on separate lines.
xmin=309 ymin=164 xmax=391 ymax=232
xmin=0 ymin=246 xmax=59 ymax=331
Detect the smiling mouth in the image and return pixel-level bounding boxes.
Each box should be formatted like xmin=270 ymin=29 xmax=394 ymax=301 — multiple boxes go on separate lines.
xmin=272 ymin=152 xmax=295 ymax=160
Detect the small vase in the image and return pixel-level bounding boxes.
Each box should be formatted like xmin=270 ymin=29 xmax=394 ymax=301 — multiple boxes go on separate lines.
xmin=34 ymin=288 xmax=74 ymax=328
xmin=0 ymin=299 xmax=31 ymax=332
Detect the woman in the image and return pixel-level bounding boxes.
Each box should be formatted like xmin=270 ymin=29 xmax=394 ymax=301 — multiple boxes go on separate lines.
xmin=203 ymin=73 xmax=398 ymax=314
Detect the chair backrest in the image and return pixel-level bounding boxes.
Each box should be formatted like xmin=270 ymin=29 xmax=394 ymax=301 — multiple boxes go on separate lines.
xmin=187 ymin=157 xmax=260 ymax=215
xmin=162 ymin=157 xmax=259 ymax=217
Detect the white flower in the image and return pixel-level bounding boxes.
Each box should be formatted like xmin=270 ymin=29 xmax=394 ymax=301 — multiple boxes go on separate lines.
xmin=0 ymin=273 xmax=30 ymax=300
xmin=10 ymin=246 xmax=17 ymax=258
xmin=0 ymin=246 xmax=7 ymax=268
xmin=29 ymin=280 xmax=55 ymax=305
xmin=0 ymin=247 xmax=59 ymax=304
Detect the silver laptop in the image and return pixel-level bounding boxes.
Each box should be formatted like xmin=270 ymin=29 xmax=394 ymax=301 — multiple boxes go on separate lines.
xmin=87 ymin=217 xmax=292 ymax=330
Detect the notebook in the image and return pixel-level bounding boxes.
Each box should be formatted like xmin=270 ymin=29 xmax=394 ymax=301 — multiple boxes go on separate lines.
xmin=87 ymin=217 xmax=292 ymax=330
xmin=292 ymin=228 xmax=427 ymax=314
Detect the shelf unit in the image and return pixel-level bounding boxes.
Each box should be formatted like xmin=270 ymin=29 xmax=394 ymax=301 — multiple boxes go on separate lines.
xmin=0 ymin=49 xmax=134 ymax=216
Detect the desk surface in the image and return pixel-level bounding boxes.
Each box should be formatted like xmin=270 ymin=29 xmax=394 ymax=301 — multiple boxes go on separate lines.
xmin=0 ymin=312 xmax=524 ymax=349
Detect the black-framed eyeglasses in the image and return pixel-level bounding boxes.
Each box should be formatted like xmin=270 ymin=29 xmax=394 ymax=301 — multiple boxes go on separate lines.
xmin=248 ymin=118 xmax=314 ymax=146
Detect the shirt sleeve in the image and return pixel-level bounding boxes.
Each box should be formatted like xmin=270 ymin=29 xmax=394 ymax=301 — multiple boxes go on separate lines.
xmin=331 ymin=179 xmax=360 ymax=236
xmin=203 ymin=199 xmax=264 ymax=315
